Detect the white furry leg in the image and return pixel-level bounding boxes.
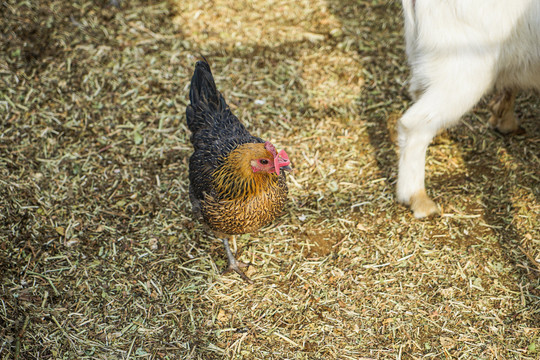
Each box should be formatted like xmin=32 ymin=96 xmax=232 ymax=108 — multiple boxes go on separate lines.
xmin=397 ymin=105 xmax=439 ymax=217
xmin=397 ymin=76 xmax=490 ymax=218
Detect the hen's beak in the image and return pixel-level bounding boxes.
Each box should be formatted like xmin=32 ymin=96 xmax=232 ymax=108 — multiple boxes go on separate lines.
xmin=280 ymin=165 xmax=293 ymax=172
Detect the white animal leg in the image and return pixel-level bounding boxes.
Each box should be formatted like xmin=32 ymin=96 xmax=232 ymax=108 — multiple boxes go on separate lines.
xmin=397 ymin=102 xmax=439 ymax=218
xmin=397 ymin=73 xmax=491 ymax=218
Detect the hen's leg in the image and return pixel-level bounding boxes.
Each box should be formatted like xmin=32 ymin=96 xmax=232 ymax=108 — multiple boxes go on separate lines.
xmin=221 ymin=236 xmax=253 ymax=284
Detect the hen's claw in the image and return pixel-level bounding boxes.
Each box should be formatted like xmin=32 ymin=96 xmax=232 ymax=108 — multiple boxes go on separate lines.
xmin=222 ymin=259 xmax=254 ymax=284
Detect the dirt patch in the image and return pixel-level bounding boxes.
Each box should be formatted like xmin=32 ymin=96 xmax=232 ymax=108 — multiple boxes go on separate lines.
xmin=295 ymin=229 xmax=343 ymax=257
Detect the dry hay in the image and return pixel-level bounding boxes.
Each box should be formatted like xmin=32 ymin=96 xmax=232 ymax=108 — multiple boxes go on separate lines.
xmin=0 ymin=0 xmax=539 ymax=359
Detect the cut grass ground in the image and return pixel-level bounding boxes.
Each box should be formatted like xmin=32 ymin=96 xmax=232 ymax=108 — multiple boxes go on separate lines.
xmin=1 ymin=0 xmax=539 ymax=359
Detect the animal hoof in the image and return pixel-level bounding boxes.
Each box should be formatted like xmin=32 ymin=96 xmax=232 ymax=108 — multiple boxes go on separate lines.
xmin=494 ymin=125 xmax=526 ymax=136
xmin=410 ymin=190 xmax=440 ymax=218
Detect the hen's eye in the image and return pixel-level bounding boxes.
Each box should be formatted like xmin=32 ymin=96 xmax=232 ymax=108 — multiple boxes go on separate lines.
xmin=260 ymin=159 xmax=269 ymax=165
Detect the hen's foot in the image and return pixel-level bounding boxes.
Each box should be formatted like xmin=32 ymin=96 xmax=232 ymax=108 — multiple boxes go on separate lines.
xmin=221 ymin=237 xmax=254 ymax=284
xmin=222 ymin=259 xmax=254 ymax=284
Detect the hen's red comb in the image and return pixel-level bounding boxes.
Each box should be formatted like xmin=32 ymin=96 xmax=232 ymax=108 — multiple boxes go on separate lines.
xmin=264 ymin=141 xmax=277 ymax=157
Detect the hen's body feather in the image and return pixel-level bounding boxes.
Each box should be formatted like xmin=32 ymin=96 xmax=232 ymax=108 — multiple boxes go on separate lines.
xmin=186 ymin=60 xmax=288 ymax=237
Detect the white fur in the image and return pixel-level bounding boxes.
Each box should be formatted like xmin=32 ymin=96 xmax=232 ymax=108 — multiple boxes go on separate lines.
xmin=397 ymin=0 xmax=540 ymax=217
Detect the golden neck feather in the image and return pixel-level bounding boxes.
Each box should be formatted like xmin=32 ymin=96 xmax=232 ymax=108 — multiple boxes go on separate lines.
xmin=213 ymin=144 xmax=278 ymax=199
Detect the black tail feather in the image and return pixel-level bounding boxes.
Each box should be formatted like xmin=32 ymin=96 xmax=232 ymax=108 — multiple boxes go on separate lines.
xmin=186 ymin=60 xmax=227 ymax=135
xmin=189 ymin=60 xmax=219 ymax=107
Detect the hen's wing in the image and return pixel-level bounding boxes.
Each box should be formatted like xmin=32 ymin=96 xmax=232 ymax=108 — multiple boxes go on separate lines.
xmin=186 ymin=60 xmax=263 ymax=205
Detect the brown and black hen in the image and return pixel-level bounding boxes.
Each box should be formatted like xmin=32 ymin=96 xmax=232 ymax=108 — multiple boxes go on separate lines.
xmin=186 ymin=60 xmax=291 ymax=283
